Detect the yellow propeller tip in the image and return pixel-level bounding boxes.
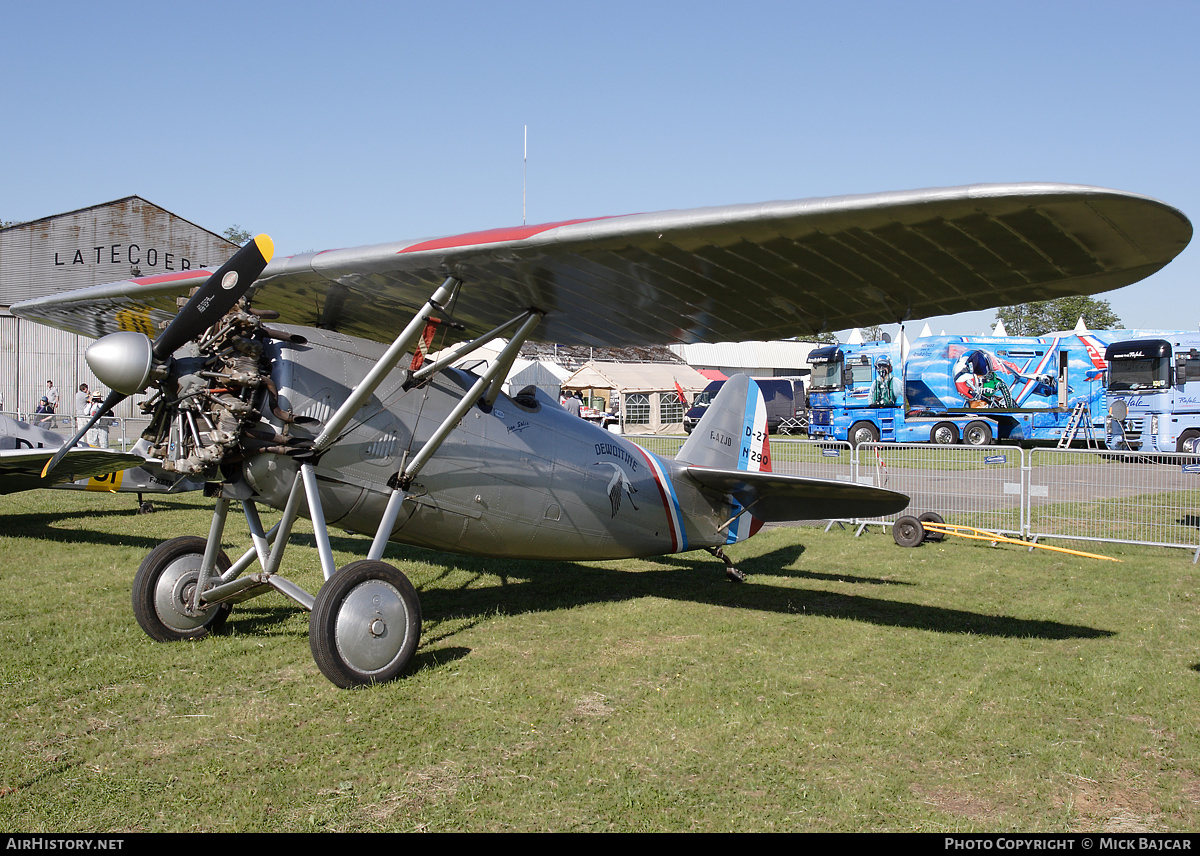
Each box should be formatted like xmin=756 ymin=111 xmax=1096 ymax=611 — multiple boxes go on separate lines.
xmin=253 ymin=234 xmax=274 ymax=263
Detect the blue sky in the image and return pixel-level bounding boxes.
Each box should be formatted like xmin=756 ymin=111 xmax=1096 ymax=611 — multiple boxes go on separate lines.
xmin=3 ymin=0 xmax=1197 ymax=339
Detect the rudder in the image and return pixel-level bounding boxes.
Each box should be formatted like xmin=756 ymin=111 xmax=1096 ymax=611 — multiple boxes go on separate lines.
xmin=677 ymin=374 xmax=771 ymax=473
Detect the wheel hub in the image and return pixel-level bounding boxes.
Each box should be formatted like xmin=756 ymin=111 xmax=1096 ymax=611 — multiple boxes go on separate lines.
xmin=155 ymin=559 xmax=211 ymax=631
xmin=333 ymin=580 xmax=410 ymax=674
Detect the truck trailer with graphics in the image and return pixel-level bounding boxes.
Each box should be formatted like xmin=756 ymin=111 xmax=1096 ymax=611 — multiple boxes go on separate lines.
xmin=807 ymin=332 xmax=1125 ymax=446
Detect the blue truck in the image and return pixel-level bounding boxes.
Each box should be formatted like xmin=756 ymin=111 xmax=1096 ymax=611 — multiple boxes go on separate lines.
xmin=807 ymin=333 xmax=1121 ymax=446
xmin=1104 ymin=333 xmax=1200 ymax=452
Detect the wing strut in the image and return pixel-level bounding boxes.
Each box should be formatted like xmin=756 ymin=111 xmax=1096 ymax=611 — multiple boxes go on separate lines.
xmin=397 ymin=309 xmax=542 ymax=489
xmin=311 ymin=276 xmax=463 ymax=454
xmin=366 ymin=308 xmax=543 ymax=558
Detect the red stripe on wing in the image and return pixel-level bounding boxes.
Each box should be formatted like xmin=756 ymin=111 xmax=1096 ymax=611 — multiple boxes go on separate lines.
xmin=397 ymin=217 xmax=615 ymax=254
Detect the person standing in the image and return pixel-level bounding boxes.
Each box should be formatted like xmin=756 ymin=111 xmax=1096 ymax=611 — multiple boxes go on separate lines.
xmin=75 ymin=383 xmax=90 ymax=432
xmin=85 ymin=392 xmax=110 ymax=449
xmin=41 ymin=380 xmax=59 ymax=426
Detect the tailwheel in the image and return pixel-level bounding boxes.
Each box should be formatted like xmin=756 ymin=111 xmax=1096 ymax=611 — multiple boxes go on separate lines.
xmin=309 ymin=560 xmax=422 ymax=688
xmin=132 ymin=536 xmax=233 ymax=642
xmin=706 ymin=545 xmax=746 ymax=582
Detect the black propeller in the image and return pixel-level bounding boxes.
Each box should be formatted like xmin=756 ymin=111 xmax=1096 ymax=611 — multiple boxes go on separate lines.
xmin=41 ymin=235 xmax=275 ymax=478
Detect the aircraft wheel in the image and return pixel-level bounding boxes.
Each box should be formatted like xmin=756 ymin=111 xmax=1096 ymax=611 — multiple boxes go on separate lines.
xmin=963 ymin=420 xmax=994 ymax=446
xmin=931 ymin=422 xmax=959 ymax=445
xmin=918 ymin=511 xmax=946 ymax=542
xmin=848 ymin=421 xmax=879 ymax=448
xmin=310 ymin=560 xmax=422 ymax=689
xmin=892 ymin=515 xmax=925 ymax=548
xmin=132 ymin=536 xmax=233 ymax=642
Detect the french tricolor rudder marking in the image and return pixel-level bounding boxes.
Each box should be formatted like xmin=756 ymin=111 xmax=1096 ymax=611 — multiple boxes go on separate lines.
xmin=727 ymin=379 xmax=769 ymax=543
xmin=738 ymin=380 xmax=771 ymax=473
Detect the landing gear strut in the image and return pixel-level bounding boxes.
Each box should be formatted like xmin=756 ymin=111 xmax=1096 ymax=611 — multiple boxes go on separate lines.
xmin=128 ymin=276 xmax=544 ymax=688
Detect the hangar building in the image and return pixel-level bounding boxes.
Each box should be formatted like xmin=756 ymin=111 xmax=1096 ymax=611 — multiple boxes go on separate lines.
xmin=0 ymin=197 xmax=239 ymax=428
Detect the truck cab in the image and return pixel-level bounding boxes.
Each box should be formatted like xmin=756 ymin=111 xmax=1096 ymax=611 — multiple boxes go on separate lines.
xmin=1105 ymin=337 xmax=1200 ymax=452
xmin=807 ymin=342 xmax=913 ymax=445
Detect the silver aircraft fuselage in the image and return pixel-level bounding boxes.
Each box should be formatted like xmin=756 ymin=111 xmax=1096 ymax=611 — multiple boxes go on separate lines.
xmin=237 ymin=327 xmax=730 ymax=560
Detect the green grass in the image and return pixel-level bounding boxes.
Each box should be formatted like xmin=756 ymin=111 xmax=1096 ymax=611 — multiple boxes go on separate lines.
xmin=1 ymin=491 xmax=1198 ymax=832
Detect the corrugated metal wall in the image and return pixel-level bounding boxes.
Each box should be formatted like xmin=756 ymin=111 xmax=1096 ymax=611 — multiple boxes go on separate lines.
xmin=0 ymin=197 xmax=237 ymax=304
xmin=0 ymin=197 xmax=238 ymax=420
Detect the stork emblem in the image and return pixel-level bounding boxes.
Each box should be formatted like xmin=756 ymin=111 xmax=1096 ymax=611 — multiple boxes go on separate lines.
xmin=593 ymin=462 xmax=639 ymax=517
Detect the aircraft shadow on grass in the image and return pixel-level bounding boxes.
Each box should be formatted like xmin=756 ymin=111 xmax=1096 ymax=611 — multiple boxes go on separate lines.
xmin=9 ymin=506 xmax=1114 ymax=652
xmin=3 ymin=500 xmax=219 ymax=550
xmin=226 ymin=538 xmax=1116 ymax=657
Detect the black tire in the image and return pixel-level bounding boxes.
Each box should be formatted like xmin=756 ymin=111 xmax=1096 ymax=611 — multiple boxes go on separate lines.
xmin=918 ymin=511 xmax=946 ymax=542
xmin=132 ymin=536 xmax=233 ymax=642
xmin=1177 ymin=429 xmax=1200 ymax=454
xmin=892 ymin=515 xmax=925 ymax=547
xmin=848 ymin=421 xmax=880 ymax=448
xmin=963 ymin=420 xmax=994 ymax=446
xmin=309 ymin=560 xmax=422 ymax=689
xmin=930 ymin=422 xmax=959 ymax=445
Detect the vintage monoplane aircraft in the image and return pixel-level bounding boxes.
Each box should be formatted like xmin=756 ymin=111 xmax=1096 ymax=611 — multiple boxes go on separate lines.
xmin=13 ymin=182 xmax=1192 ymax=687
xmin=0 ymin=412 xmax=202 ymax=505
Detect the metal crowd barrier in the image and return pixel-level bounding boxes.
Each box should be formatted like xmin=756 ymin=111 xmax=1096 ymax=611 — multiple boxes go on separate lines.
xmin=1 ymin=410 xmax=150 ymax=453
xmin=627 ymin=435 xmax=686 ymax=459
xmin=631 ymin=434 xmax=1200 ymax=561
xmin=1026 ymin=449 xmax=1200 ymax=560
xmin=850 ymin=442 xmax=1026 ymax=537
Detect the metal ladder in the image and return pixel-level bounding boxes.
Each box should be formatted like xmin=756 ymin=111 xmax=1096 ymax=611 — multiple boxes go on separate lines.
xmin=1057 ymin=402 xmax=1095 ymax=449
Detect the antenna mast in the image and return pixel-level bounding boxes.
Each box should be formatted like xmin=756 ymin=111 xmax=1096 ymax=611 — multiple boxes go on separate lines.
xmin=523 ymin=125 xmax=527 ymax=225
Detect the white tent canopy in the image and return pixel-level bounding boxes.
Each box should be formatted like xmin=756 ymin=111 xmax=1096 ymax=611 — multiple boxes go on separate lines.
xmin=562 ymin=361 xmax=710 ymax=434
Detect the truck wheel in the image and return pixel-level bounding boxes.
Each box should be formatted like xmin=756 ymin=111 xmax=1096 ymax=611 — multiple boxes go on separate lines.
xmin=892 ymin=515 xmax=925 ymax=547
xmin=848 ymin=421 xmax=879 ymax=448
xmin=963 ymin=420 xmax=994 ymax=446
xmin=1176 ymin=429 xmax=1200 ymax=454
xmin=930 ymin=422 xmax=959 ymax=445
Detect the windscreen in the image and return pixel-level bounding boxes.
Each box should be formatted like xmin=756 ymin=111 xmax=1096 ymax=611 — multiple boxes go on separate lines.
xmin=809 ymin=360 xmax=842 ymax=391
xmin=1108 ymin=356 xmax=1171 ymax=391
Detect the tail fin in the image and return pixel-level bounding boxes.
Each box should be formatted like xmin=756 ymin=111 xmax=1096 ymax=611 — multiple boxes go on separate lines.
xmin=678 ymin=375 xmax=910 ymax=543
xmin=677 ymin=375 xmax=769 ymax=543
xmin=677 ymin=374 xmax=771 ymax=472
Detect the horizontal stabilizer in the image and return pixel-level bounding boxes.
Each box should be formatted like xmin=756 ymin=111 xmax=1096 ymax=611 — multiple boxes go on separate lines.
xmin=0 ymin=448 xmax=145 ymax=495
xmin=684 ymin=466 xmax=909 ymax=522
